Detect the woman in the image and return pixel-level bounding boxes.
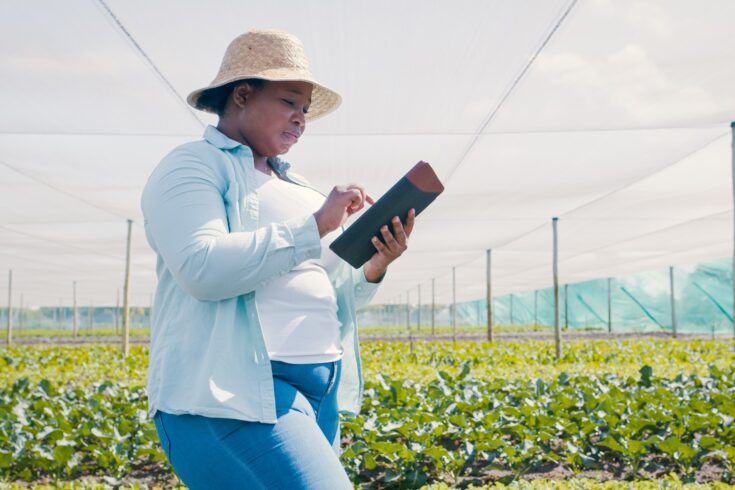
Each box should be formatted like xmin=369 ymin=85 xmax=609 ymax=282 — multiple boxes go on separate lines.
xmin=141 ymin=29 xmax=414 ymax=489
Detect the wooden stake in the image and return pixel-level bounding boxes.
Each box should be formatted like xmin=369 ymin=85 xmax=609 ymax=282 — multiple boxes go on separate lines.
xmin=6 ymin=270 xmax=12 ymax=346
xmin=122 ymin=219 xmax=133 ymax=358
xmin=417 ymin=285 xmax=421 ymax=332
xmin=607 ymin=277 xmax=613 ymax=333
xmin=406 ymin=290 xmax=410 ymax=331
xmin=431 ymin=278 xmax=435 ymax=335
xmin=486 ymin=250 xmax=493 ymax=342
xmin=564 ymin=284 xmax=569 ymax=330
xmin=731 ymin=121 xmax=735 ymax=349
xmin=73 ymin=281 xmax=78 ymax=337
xmin=452 ymin=267 xmax=457 ymax=343
xmin=407 ymin=290 xmax=413 ymax=353
xmin=509 ymin=293 xmax=514 ymax=325
xmin=115 ymin=288 xmax=120 ymax=334
xmin=552 ymin=217 xmax=562 ymax=360
xmin=670 ymin=266 xmax=677 ymax=339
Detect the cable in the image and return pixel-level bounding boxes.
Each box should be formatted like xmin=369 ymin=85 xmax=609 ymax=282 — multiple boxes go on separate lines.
xmin=0 ymin=158 xmax=128 ymax=220
xmin=442 ymin=0 xmax=579 ymax=184
xmin=0 ymin=225 xmax=128 ymax=262
xmin=93 ymin=0 xmax=205 ymax=129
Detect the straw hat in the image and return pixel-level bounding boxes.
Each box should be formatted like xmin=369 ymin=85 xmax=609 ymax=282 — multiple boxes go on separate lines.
xmin=187 ymin=29 xmax=341 ymax=121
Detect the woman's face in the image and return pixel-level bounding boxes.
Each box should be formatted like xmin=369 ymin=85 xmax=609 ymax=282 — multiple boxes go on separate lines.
xmin=229 ymin=80 xmax=313 ymax=158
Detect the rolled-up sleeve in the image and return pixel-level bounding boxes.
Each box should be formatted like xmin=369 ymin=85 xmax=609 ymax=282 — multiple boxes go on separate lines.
xmin=142 ymin=150 xmax=321 ymax=301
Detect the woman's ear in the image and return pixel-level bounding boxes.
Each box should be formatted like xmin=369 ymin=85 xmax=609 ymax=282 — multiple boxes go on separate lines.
xmin=231 ymin=83 xmax=253 ymax=109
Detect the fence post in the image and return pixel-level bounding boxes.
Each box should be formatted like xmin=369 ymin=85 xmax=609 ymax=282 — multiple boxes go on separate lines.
xmin=486 ymin=249 xmax=493 ymax=342
xmin=6 ymin=270 xmax=12 ymax=346
xmin=417 ymin=284 xmax=421 ymax=332
xmin=122 ymin=219 xmax=133 ymax=358
xmin=452 ymin=266 xmax=457 ymax=343
xmin=431 ymin=278 xmax=435 ymax=335
xmin=564 ymin=284 xmax=569 ymax=330
xmin=607 ymin=277 xmax=613 ymax=333
xmin=731 ymin=121 xmax=735 ymax=349
xmin=73 ymin=281 xmax=78 ymax=337
xmin=669 ymin=266 xmax=677 ymax=339
xmin=552 ymin=217 xmax=562 ymax=360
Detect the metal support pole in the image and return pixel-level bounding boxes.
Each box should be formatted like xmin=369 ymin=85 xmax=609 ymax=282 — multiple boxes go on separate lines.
xmin=122 ymin=219 xmax=133 ymax=358
xmin=552 ymin=217 xmax=562 ymax=360
xmin=417 ymin=284 xmax=421 ymax=332
xmin=452 ymin=267 xmax=457 ymax=343
xmin=731 ymin=121 xmax=735 ymax=349
xmin=669 ymin=266 xmax=677 ymax=339
xmin=406 ymin=290 xmax=410 ymax=331
xmin=607 ymin=278 xmax=613 ymax=333
xmin=509 ymin=293 xmax=514 ymax=325
xmin=567 ymin=287 xmax=574 ymax=328
xmin=534 ymin=290 xmax=538 ymax=327
xmin=397 ymin=294 xmax=401 ymax=328
xmin=407 ymin=290 xmax=413 ymax=353
xmin=73 ymin=281 xmax=78 ymax=337
xmin=6 ymin=270 xmax=12 ymax=346
xmin=486 ymin=249 xmax=493 ymax=342
xmin=431 ymin=278 xmax=435 ymax=335
xmin=115 ymin=289 xmax=120 ymax=334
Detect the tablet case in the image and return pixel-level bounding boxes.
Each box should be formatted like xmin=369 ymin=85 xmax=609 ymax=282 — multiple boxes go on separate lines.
xmin=329 ymin=161 xmax=444 ymax=269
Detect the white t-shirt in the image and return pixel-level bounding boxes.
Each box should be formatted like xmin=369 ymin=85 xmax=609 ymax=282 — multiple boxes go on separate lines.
xmin=253 ymin=170 xmax=343 ymax=363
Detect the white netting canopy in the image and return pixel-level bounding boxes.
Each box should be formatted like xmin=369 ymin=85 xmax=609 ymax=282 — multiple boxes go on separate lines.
xmin=1 ymin=0 xmax=733 ymax=307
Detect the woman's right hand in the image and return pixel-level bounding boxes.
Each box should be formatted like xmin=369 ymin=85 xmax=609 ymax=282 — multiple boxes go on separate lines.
xmin=313 ymin=184 xmax=374 ymax=237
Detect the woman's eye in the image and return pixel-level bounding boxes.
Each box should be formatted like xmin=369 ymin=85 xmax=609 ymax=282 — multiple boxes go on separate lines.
xmin=282 ymin=99 xmax=295 ymax=106
xmin=303 ymin=107 xmax=310 ymax=115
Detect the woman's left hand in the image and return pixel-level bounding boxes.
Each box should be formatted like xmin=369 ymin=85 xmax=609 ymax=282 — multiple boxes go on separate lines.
xmin=363 ymin=208 xmax=415 ymax=283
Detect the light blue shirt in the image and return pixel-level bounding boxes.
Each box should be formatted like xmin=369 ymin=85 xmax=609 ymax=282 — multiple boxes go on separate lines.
xmin=141 ymin=125 xmax=380 ymax=423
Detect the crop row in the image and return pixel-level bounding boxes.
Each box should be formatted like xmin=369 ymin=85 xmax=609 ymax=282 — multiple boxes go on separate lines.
xmin=1 ymin=363 xmax=733 ymax=486
xmin=2 ymin=338 xmax=732 ymax=389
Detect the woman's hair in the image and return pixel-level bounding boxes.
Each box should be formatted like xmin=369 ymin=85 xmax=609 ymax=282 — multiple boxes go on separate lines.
xmin=196 ymin=78 xmax=266 ymax=117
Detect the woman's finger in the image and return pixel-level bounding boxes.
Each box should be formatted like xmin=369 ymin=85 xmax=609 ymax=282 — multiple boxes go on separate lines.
xmin=380 ymin=225 xmax=399 ymax=252
xmin=403 ymin=208 xmax=416 ymax=238
xmin=346 ymin=183 xmax=367 ymax=207
xmin=391 ymin=216 xmax=408 ymax=247
xmin=371 ymin=236 xmax=387 ymax=254
xmin=345 ymin=188 xmax=364 ymax=214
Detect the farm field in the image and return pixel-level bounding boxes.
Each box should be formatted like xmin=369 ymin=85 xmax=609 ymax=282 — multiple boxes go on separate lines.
xmin=0 ymin=338 xmax=733 ymax=489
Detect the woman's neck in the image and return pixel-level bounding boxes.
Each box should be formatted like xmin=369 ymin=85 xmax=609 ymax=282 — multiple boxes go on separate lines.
xmin=216 ymin=121 xmax=271 ymax=174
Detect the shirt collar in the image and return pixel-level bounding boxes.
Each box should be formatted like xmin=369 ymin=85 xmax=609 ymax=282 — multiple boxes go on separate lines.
xmin=202 ymin=124 xmax=292 ymax=176
xmin=203 ymin=125 xmax=246 ymax=151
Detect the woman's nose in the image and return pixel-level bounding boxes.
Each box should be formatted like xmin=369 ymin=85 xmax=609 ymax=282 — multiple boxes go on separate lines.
xmin=292 ymin=109 xmax=305 ymax=128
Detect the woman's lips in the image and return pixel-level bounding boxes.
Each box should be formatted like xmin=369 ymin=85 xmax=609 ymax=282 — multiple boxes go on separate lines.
xmin=283 ymin=132 xmax=299 ymax=144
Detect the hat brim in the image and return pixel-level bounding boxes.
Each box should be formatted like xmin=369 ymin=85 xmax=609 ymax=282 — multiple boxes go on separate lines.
xmin=187 ymin=71 xmax=341 ymax=122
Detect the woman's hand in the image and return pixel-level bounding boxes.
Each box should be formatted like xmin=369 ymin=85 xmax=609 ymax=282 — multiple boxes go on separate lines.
xmin=363 ymin=208 xmax=415 ymax=283
xmin=313 ymin=184 xmax=374 ymax=237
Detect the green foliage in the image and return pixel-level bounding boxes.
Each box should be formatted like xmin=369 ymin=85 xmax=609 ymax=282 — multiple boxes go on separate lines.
xmin=0 ymin=338 xmax=733 ymax=488
xmin=12 ymin=328 xmax=150 ymax=339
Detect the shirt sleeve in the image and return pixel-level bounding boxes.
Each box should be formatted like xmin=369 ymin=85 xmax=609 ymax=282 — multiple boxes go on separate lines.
xmin=352 ymin=265 xmax=382 ymax=309
xmin=141 ymin=149 xmax=321 ymax=302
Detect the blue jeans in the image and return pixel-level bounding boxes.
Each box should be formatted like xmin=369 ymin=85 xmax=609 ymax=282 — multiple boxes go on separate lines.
xmin=153 ymin=360 xmax=352 ymax=489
